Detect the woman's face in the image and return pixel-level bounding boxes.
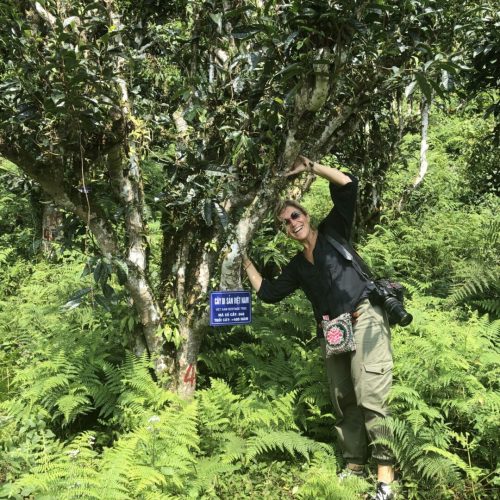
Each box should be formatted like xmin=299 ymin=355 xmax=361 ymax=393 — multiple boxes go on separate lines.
xmin=279 ymin=206 xmax=311 ymax=242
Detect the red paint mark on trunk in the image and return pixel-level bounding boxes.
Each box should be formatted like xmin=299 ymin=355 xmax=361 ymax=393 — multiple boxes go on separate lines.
xmin=183 ymin=364 xmax=196 ymax=386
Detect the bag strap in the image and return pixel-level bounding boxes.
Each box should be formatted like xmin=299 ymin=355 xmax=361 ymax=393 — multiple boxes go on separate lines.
xmin=323 ymin=232 xmax=373 ymax=281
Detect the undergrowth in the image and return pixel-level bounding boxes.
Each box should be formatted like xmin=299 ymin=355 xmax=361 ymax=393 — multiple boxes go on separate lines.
xmin=0 ymin=261 xmax=498 ymax=498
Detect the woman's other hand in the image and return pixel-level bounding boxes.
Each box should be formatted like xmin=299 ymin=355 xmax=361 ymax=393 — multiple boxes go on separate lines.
xmin=352 ymin=310 xmax=362 ymax=326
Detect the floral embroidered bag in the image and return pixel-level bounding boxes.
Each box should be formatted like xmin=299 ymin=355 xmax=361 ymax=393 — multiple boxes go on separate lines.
xmin=321 ymin=312 xmax=355 ymax=357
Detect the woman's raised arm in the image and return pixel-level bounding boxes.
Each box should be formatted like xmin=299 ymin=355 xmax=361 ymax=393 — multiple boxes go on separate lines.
xmin=285 ymin=155 xmax=352 ymax=186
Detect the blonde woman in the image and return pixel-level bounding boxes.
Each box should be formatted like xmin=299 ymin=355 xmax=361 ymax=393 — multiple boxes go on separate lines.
xmin=243 ymin=156 xmax=395 ymax=500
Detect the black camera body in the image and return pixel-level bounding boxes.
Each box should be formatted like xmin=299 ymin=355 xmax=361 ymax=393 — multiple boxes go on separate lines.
xmin=370 ymin=279 xmax=413 ymax=327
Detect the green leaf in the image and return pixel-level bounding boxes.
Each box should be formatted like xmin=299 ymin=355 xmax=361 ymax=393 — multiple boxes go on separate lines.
xmin=272 ymin=62 xmax=304 ymax=83
xmin=81 ymin=261 xmax=93 ymax=278
xmin=429 ymin=78 xmax=446 ymax=99
xmin=93 ymin=261 xmax=104 ymax=284
xmin=94 ymin=294 xmax=111 ymax=311
xmin=209 ymin=13 xmax=223 ymax=32
xmin=405 ymin=80 xmax=417 ymax=98
xmin=231 ymin=24 xmax=267 ymax=40
xmin=62 ymin=287 xmax=92 ymax=310
xmin=114 ymin=260 xmax=129 ymax=285
xmin=415 ymin=73 xmax=432 ymax=102
xmin=63 ymin=16 xmax=80 ymax=28
xmin=284 ymin=31 xmax=299 ymax=51
xmin=202 ymin=199 xmax=213 ymax=226
xmin=214 ymin=202 xmax=228 ymax=229
xmin=102 ymin=283 xmax=115 ymax=299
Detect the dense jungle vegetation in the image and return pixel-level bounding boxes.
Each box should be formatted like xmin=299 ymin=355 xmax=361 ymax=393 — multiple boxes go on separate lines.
xmin=0 ymin=1 xmax=498 ymax=499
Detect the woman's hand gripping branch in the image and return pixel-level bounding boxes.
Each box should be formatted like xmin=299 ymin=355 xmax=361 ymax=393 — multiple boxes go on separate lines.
xmin=285 ymin=155 xmax=352 ymax=186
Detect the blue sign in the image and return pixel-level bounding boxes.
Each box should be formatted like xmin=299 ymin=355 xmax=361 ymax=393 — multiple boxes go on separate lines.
xmin=210 ymin=290 xmax=252 ymax=326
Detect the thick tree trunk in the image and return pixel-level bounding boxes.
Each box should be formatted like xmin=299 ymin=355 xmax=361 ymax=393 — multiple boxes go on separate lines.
xmin=160 ymin=220 xmax=217 ymax=397
xmin=174 ymin=316 xmax=207 ymax=399
xmin=102 ymin=2 xmax=168 ymax=374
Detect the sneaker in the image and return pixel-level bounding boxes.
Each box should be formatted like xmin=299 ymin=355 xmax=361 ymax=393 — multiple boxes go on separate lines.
xmin=372 ymin=482 xmax=394 ymax=500
xmin=338 ymin=466 xmax=367 ymax=480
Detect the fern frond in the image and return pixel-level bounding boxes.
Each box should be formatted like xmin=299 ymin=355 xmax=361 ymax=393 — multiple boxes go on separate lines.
xmin=5 ymin=432 xmax=101 ymax=499
xmin=422 ymin=445 xmax=482 ymax=482
xmin=187 ymin=456 xmax=238 ymax=497
xmin=57 ymin=391 xmax=93 ymax=425
xmin=297 ymin=452 xmax=367 ymax=500
xmin=220 ymin=432 xmax=247 ymax=463
xmin=448 ymin=264 xmax=499 ymax=306
xmin=128 ymin=464 xmax=168 ymax=494
xmin=245 ymin=429 xmax=329 ymax=462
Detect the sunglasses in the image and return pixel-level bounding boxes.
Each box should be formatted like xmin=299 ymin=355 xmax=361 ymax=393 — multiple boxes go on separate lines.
xmin=281 ymin=211 xmax=302 ymax=226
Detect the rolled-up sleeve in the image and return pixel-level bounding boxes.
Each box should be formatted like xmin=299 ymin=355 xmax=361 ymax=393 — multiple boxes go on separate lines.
xmin=256 ymin=259 xmax=300 ymax=304
xmin=321 ymin=174 xmax=358 ymax=240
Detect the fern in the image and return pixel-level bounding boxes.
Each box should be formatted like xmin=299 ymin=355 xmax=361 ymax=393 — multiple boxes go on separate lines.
xmin=448 ymin=263 xmax=500 ymax=318
xmin=220 ymin=432 xmax=247 ymax=463
xmin=186 ymin=457 xmax=239 ymax=497
xmin=197 ymin=379 xmax=238 ymax=455
xmin=245 ymin=429 xmax=330 ymax=463
xmin=297 ymin=452 xmax=369 ymax=500
xmin=3 ymin=432 xmax=101 ymax=500
xmin=384 ymin=296 xmax=500 ymax=497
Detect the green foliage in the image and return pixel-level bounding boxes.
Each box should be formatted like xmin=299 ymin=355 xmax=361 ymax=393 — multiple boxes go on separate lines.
xmin=0 ymin=1 xmax=119 ymax=153
xmin=0 ymin=260 xmax=334 ymax=497
xmin=0 ymin=160 xmax=34 ymax=260
xmin=1 ymin=244 xmax=499 ymax=498
xmin=447 ymin=218 xmax=500 ymax=317
xmin=359 ymin=104 xmax=500 ymax=315
xmin=375 ymin=294 xmax=500 ymax=498
xmin=0 ymin=2 xmax=498 ymax=497
xmin=198 ymin=293 xmax=335 ymax=441
xmin=298 ymin=453 xmax=369 ymax=500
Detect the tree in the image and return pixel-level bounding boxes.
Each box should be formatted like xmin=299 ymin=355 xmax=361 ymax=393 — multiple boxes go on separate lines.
xmin=0 ymin=0 xmax=479 ymax=397
xmin=456 ymin=1 xmax=499 ymax=141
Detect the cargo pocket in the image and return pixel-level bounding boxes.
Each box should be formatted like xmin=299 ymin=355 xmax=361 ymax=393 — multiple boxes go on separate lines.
xmin=364 ymin=360 xmax=393 ymax=376
xmin=360 ymin=360 xmax=393 ymax=413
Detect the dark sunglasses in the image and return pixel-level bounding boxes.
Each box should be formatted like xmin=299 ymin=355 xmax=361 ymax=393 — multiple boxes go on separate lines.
xmin=281 ymin=211 xmax=302 ymax=226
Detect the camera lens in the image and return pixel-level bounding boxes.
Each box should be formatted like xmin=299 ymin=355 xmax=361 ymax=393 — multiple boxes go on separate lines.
xmin=398 ymin=311 xmax=413 ymax=327
xmin=384 ymin=297 xmax=413 ymax=327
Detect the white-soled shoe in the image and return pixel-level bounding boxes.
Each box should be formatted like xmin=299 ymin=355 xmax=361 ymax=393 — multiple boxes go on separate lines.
xmin=372 ymin=481 xmax=394 ymax=500
xmin=337 ymin=466 xmax=367 ymax=480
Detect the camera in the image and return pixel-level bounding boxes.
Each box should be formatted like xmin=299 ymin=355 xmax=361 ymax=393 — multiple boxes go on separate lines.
xmin=370 ymin=279 xmax=413 ymax=327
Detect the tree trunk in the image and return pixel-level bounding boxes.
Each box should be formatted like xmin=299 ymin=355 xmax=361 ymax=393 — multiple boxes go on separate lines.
xmin=414 ymin=95 xmax=430 ymax=190
xmin=41 ymin=201 xmax=62 ymax=256
xmin=397 ymin=94 xmax=431 ymax=211
xmin=160 ymin=220 xmax=218 ymax=397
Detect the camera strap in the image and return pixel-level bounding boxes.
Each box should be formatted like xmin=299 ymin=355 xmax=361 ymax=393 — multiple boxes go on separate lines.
xmin=323 ymin=233 xmax=374 ymax=282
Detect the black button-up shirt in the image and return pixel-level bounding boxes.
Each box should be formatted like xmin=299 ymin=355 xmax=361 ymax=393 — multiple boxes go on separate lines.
xmin=257 ymin=175 xmax=372 ymax=336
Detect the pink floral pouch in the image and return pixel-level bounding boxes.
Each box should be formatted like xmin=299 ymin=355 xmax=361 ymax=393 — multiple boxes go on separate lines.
xmin=321 ymin=312 xmax=355 ymax=357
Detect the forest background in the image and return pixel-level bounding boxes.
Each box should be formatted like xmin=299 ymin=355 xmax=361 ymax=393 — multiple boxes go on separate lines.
xmin=0 ymin=0 xmax=498 ymax=499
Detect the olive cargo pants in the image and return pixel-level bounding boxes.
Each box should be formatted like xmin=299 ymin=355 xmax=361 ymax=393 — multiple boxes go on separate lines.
xmin=320 ymin=299 xmax=394 ymax=465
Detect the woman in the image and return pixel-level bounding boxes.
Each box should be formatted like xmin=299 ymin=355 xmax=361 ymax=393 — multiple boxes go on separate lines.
xmin=243 ymin=156 xmax=395 ymax=500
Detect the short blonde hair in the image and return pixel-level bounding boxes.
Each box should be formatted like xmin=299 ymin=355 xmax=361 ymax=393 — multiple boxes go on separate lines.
xmin=274 ymin=199 xmax=308 ymax=226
